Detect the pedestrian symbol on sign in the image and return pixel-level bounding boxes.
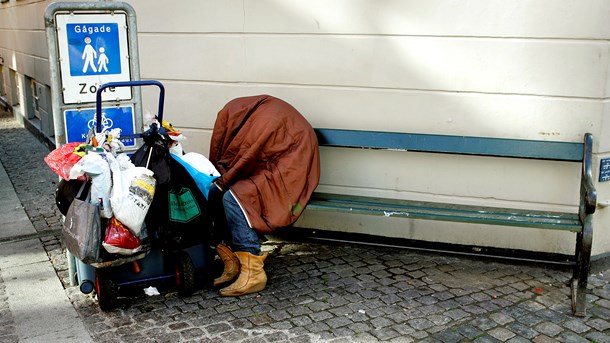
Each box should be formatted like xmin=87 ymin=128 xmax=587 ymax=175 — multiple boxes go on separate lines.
xmin=97 ymin=47 xmax=109 ymax=72
xmin=81 ymin=36 xmax=97 ymax=73
xmin=67 ymin=23 xmax=121 ymax=76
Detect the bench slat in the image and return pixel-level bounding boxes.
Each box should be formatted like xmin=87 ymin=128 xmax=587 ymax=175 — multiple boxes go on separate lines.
xmin=308 ymin=193 xmax=582 ymax=232
xmin=315 ymin=129 xmax=584 ymax=161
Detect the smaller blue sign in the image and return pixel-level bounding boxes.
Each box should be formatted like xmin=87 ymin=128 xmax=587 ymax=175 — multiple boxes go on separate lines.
xmin=600 ymin=158 xmax=610 ymax=182
xmin=64 ymin=106 xmax=136 ymax=147
xmin=66 ymin=23 xmax=121 ymax=76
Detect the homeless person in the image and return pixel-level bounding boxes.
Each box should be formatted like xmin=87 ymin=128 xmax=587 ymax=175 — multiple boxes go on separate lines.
xmin=207 ymin=95 xmax=320 ymax=296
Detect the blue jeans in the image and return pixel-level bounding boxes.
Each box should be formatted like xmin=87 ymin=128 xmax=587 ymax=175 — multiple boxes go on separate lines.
xmin=223 ymin=191 xmax=261 ymax=255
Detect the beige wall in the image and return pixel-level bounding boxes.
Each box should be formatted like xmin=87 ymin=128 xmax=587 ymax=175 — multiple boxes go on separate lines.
xmin=0 ymin=1 xmax=50 ymax=85
xmin=2 ymin=0 xmax=610 ymax=255
xmin=131 ymin=0 xmax=610 ymax=255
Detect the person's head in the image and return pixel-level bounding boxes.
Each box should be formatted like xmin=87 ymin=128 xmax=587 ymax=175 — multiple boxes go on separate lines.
xmin=84 ymin=36 xmax=91 ymax=44
xmin=99 ymin=47 xmax=105 ymax=53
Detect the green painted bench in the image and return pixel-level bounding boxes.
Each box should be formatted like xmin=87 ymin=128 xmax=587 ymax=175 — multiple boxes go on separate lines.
xmin=308 ymin=128 xmax=596 ymax=317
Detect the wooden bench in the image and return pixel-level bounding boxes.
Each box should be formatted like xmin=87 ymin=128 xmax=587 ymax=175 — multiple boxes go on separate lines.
xmin=307 ymin=128 xmax=596 ymax=317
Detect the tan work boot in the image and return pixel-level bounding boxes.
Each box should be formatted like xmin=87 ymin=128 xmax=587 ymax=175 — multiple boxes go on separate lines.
xmin=213 ymin=243 xmax=240 ymax=287
xmin=219 ymin=251 xmax=268 ymax=296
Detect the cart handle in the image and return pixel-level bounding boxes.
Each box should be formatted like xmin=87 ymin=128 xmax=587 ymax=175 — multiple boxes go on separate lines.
xmin=95 ymin=80 xmax=165 ymax=133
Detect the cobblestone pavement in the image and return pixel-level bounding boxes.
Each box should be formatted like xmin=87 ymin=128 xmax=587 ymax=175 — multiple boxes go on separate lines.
xmin=2 ymin=111 xmax=610 ymax=342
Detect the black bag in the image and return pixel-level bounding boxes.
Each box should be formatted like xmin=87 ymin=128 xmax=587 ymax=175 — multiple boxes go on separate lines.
xmin=55 ymin=179 xmax=91 ymax=216
xmin=130 ymin=142 xmax=171 ymax=185
xmin=131 ymin=124 xmax=212 ymax=248
xmin=144 ymin=156 xmax=211 ymax=248
xmin=131 ymin=124 xmax=172 ymax=185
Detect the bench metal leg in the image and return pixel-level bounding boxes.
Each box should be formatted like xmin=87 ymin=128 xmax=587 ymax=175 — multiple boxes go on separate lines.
xmin=571 ymin=215 xmax=593 ymax=317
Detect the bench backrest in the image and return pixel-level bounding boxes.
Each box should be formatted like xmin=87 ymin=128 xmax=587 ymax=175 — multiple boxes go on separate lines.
xmin=314 ymin=128 xmax=585 ymax=162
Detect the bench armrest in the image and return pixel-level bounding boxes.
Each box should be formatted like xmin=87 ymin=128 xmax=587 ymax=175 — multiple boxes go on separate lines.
xmin=580 ymin=133 xmax=597 ymax=216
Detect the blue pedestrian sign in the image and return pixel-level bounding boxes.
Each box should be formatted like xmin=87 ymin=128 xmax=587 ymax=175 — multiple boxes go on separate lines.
xmin=56 ymin=14 xmax=132 ymax=104
xmin=64 ymin=105 xmax=136 ymax=147
xmin=66 ymin=23 xmax=122 ymax=76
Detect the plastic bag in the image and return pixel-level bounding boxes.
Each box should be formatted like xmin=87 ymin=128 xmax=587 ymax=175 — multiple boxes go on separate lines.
xmin=169 ymin=142 xmax=184 ymax=156
xmin=108 ymin=154 xmax=156 ymax=234
xmin=102 ymin=217 xmax=142 ymax=255
xmin=180 ymin=152 xmax=220 ymax=177
xmin=171 ymin=153 xmax=219 ymax=199
xmin=116 ymin=153 xmax=135 ymax=170
xmin=44 ymin=142 xmax=87 ymax=180
xmin=70 ymin=153 xmax=113 ymax=218
xmin=103 ymin=128 xmax=125 ymax=152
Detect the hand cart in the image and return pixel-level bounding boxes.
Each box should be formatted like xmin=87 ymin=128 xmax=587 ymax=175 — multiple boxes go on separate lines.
xmin=75 ymin=80 xmax=213 ymax=311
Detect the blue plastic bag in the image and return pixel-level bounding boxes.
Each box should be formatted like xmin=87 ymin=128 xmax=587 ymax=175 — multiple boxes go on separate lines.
xmin=170 ymin=153 xmax=218 ymax=200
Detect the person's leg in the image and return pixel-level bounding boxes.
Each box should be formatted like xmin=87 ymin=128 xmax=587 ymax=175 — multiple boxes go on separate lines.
xmin=206 ymin=185 xmax=229 ymax=245
xmin=207 ymin=187 xmax=239 ymax=287
xmin=220 ymin=191 xmax=267 ymax=296
xmin=223 ymin=191 xmax=261 ymax=255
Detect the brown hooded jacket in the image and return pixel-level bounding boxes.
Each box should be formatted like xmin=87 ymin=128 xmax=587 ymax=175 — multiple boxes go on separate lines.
xmin=209 ymin=95 xmax=320 ymax=234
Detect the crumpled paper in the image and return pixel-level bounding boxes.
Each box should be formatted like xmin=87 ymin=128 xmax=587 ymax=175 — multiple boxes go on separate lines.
xmin=143 ymin=286 xmax=160 ymax=296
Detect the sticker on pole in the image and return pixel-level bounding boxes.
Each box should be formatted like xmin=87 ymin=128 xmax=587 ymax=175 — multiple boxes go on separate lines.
xmin=56 ymin=14 xmax=132 ymax=104
xmin=64 ymin=105 xmax=136 ymax=147
xmin=600 ymin=158 xmax=610 ymax=182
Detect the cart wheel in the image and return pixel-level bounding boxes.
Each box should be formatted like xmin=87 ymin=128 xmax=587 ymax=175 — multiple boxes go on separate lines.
xmin=95 ymin=269 xmax=117 ymax=311
xmin=175 ymin=252 xmax=196 ymax=296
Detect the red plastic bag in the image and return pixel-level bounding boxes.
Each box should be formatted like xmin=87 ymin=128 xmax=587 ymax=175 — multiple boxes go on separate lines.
xmin=44 ymin=142 xmax=86 ymax=180
xmin=102 ymin=217 xmax=142 ymax=255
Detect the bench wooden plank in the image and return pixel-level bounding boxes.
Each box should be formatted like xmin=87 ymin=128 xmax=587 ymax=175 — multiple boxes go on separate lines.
xmin=309 ymin=193 xmax=582 ymax=232
xmin=315 ymin=129 xmax=584 ymax=161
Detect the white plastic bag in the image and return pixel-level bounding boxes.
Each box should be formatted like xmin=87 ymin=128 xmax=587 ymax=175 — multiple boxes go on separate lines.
xmin=107 ymin=155 xmax=156 ymax=234
xmin=116 ymin=153 xmax=135 ymax=170
xmin=70 ymin=153 xmax=113 ymax=218
xmin=180 ymin=152 xmax=220 ymax=177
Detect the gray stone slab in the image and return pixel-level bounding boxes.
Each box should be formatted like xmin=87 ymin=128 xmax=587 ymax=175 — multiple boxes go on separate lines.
xmin=0 ymin=161 xmax=17 ymax=199
xmin=0 ymin=162 xmax=36 ymax=239
xmin=0 ymin=215 xmax=36 ymax=239
xmin=0 ymin=193 xmax=20 ymax=207
xmin=1 ymin=242 xmax=92 ymax=343
xmin=0 ymin=237 xmax=48 ymax=269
